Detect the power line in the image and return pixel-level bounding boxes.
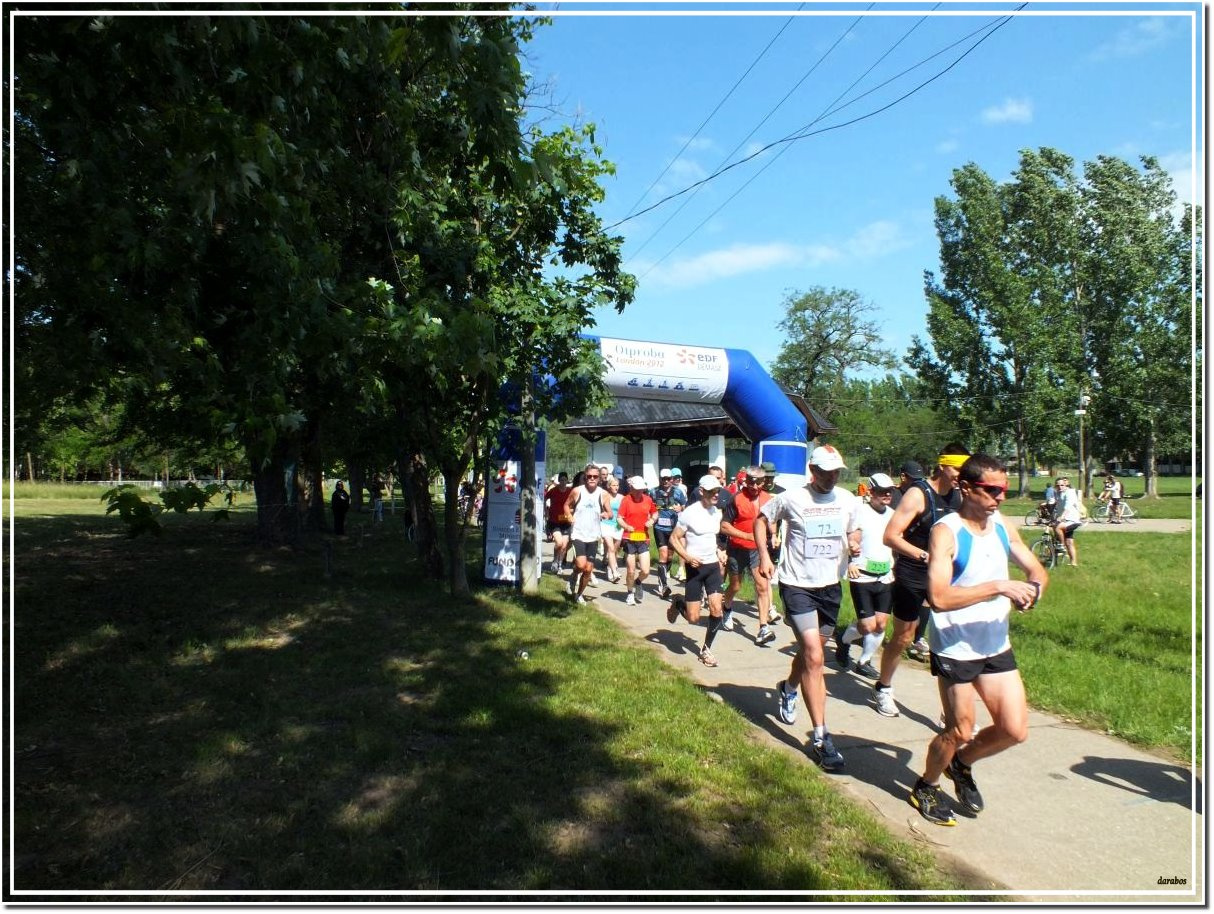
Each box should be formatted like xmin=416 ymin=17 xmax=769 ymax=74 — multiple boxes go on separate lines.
xmin=620 ymin=6 xmax=804 ymax=224
xmin=628 ymin=4 xmax=863 ymax=260
xmin=609 ymin=8 xmax=1020 ymax=241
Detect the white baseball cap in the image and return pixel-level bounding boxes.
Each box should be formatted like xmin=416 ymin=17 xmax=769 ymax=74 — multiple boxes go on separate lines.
xmin=809 ymin=445 xmax=847 ymax=471
xmin=698 ymin=474 xmax=723 ymax=491
xmin=659 ymin=467 xmax=672 ymax=478
xmin=627 ymin=476 xmax=649 ymax=490
xmin=868 ymin=472 xmax=895 ymax=489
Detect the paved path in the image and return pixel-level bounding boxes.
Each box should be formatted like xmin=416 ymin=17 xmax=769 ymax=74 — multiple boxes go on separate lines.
xmin=565 ymin=561 xmax=1202 ymax=903
xmin=1019 ymin=517 xmax=1192 ymax=535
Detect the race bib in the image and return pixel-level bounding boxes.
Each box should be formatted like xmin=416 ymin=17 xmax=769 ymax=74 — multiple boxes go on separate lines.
xmin=805 ymin=513 xmax=845 ymax=539
xmin=803 ymin=539 xmax=841 ymax=561
xmin=863 ymin=558 xmax=891 ymax=576
xmin=655 ymin=515 xmax=675 ymax=531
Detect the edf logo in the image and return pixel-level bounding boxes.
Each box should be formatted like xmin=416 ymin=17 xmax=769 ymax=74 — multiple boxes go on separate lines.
xmin=676 ymin=348 xmax=721 ymax=368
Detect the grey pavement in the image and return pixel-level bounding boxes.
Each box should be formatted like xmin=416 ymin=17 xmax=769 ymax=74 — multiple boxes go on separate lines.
xmin=557 ymin=556 xmax=1203 ymax=903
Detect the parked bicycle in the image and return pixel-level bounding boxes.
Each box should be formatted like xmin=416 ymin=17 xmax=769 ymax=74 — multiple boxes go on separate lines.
xmin=1091 ymin=501 xmax=1138 ymax=524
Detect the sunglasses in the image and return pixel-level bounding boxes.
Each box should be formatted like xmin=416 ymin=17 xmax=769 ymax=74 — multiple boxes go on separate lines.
xmin=744 ymin=477 xmax=764 ymax=485
xmin=972 ymin=483 xmax=1008 ymax=498
xmin=872 ymin=488 xmax=894 ymax=497
xmin=585 ymin=474 xmax=600 ymax=480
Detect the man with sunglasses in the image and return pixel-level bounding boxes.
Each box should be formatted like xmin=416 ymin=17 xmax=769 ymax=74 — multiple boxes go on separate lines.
xmin=563 ymin=463 xmax=613 ymax=604
xmin=721 ymin=466 xmax=781 ymax=646
xmin=875 ymin=444 xmax=970 ymax=718
xmin=652 ymin=469 xmax=687 ymax=598
xmin=908 ymin=453 xmax=1047 ymax=826
xmin=1051 ymin=477 xmax=1083 ymax=565
xmin=754 ymin=445 xmax=858 ymax=771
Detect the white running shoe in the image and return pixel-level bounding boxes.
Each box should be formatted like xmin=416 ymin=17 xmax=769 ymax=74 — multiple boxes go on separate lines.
xmin=874 ymin=685 xmax=899 ymax=718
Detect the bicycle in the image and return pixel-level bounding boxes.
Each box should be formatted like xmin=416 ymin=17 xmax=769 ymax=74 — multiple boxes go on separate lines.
xmin=1091 ymin=501 xmax=1138 ymax=524
xmin=1024 ymin=504 xmax=1055 ymax=526
xmin=1030 ymin=524 xmax=1070 ymax=569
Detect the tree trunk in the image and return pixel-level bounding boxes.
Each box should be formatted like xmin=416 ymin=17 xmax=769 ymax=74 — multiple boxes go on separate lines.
xmin=442 ymin=464 xmax=470 ymax=596
xmin=349 ymin=465 xmax=366 ymax=513
xmin=402 ymin=453 xmax=444 ymax=580
xmin=300 ymin=421 xmax=327 ymax=532
xmin=251 ymin=449 xmax=299 ymax=546
xmin=25 ymin=452 xmax=34 ymax=481
xmin=1144 ymin=416 xmax=1159 ymax=498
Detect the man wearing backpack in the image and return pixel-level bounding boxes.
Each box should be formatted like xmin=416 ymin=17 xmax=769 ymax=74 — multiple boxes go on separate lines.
xmin=907 ymin=453 xmax=1048 ymax=826
xmin=874 ymin=444 xmax=969 ymax=717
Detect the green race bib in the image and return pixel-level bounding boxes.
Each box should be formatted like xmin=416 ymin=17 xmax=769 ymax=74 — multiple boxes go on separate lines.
xmin=863 ymin=558 xmax=891 ymax=576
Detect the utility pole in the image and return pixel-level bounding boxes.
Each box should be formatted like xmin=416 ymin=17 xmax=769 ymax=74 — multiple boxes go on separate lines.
xmin=1075 ymin=391 xmax=1091 ymax=498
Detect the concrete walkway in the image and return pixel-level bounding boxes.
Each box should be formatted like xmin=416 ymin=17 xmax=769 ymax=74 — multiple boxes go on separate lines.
xmin=568 ymin=566 xmax=1202 ymax=903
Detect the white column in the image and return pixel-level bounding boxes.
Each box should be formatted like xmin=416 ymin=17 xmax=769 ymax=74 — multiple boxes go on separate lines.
xmin=642 ymin=439 xmax=660 ymax=487
xmin=590 ymin=440 xmax=618 ymax=472
xmin=708 ymin=434 xmax=727 ymax=470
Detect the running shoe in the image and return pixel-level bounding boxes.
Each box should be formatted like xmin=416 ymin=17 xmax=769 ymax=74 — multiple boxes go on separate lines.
xmin=624 ymin=592 xmax=636 ymax=606
xmin=834 ymin=637 xmax=851 ymax=670
xmin=855 ymin=660 xmax=880 ymax=679
xmin=767 ymin=608 xmax=782 ymax=624
xmin=661 ymin=586 xmax=673 ymax=599
xmin=873 ymin=684 xmax=899 ymax=717
xmin=549 ymin=561 xmax=560 ymax=575
xmin=944 ymin=756 xmax=985 ymax=814
xmin=698 ymin=646 xmax=719 ymax=667
xmin=634 ymin=582 xmax=644 ymax=604
xmin=907 ymin=638 xmax=930 ymax=661
xmin=756 ymin=625 xmax=776 ymax=646
xmin=909 ymin=779 xmax=957 ymax=826
xmin=776 ymin=680 xmax=798 ymax=724
xmin=575 ymin=594 xmax=590 ymax=605
xmin=808 ymin=735 xmax=845 ymax=772
xmin=567 ymin=577 xmax=576 ymax=596
xmin=666 ymin=596 xmax=685 ymax=625
xmin=721 ymin=609 xmax=734 ymax=631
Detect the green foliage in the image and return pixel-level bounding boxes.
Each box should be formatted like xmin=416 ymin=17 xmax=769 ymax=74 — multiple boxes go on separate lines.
xmin=828 ymin=374 xmax=958 ymax=473
xmin=769 ymin=287 xmax=896 ymax=419
xmin=911 ymin=148 xmax=1198 ymax=493
xmin=102 ymin=482 xmax=234 ymax=537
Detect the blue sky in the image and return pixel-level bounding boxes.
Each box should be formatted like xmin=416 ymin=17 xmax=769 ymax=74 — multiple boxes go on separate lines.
xmin=521 ymin=2 xmax=1203 ymax=371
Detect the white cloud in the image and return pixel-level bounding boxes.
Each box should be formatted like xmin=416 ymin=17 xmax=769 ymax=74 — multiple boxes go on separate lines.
xmin=936 ymin=138 xmax=960 ymax=154
xmin=1088 ymin=18 xmax=1173 ymax=62
xmin=980 ymin=98 xmax=1033 ymax=125
xmin=1157 ymin=151 xmax=1201 ymax=211
xmin=635 ymin=221 xmax=910 ymax=289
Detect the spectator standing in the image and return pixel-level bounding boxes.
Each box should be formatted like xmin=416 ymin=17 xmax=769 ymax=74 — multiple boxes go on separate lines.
xmin=370 ymin=475 xmax=387 ymax=522
xmin=330 ymin=480 xmax=351 ymax=536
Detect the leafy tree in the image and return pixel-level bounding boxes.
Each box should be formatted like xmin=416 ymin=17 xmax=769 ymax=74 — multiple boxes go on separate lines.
xmin=769 ymin=287 xmax=896 ymax=420
xmin=826 ymin=374 xmax=956 ymax=474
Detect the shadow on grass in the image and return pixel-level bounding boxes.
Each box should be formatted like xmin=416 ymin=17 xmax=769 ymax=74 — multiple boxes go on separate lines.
xmin=12 ymin=510 xmax=947 ymax=897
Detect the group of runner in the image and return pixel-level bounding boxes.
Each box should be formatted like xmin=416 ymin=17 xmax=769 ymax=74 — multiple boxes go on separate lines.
xmin=548 ymin=443 xmax=1050 ymax=828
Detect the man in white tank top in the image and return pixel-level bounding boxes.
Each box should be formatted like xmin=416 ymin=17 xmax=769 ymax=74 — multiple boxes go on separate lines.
xmin=907 ymin=454 xmax=1048 ymax=827
xmin=563 ymin=463 xmax=612 ymax=604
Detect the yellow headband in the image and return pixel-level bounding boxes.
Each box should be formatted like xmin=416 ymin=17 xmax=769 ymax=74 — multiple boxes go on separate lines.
xmin=937 ymin=453 xmax=969 ymax=469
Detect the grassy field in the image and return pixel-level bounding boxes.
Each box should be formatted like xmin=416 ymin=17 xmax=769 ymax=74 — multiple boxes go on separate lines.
xmin=10 ymin=497 xmax=979 ymax=898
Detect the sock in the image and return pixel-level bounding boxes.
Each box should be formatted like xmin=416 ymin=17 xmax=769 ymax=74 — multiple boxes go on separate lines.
xmin=858 ymin=631 xmax=883 ymax=664
xmin=812 ymin=725 xmax=826 ymax=742
xmin=841 ymin=623 xmax=859 ymax=645
xmin=656 ymin=562 xmax=669 ymax=590
xmin=705 ymin=615 xmax=722 ymax=647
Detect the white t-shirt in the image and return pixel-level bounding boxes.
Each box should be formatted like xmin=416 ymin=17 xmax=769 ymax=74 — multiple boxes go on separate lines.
xmin=1057 ymin=488 xmax=1082 ymax=524
xmin=676 ymin=500 xmax=722 ymax=563
xmin=850 ymin=501 xmax=895 ymax=584
xmin=760 ymin=485 xmax=858 ymax=589
xmin=928 ymin=512 xmax=1013 ymax=660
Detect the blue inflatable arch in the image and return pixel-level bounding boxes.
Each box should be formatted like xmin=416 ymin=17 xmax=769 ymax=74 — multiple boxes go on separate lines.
xmin=584 ymin=334 xmax=809 ymax=485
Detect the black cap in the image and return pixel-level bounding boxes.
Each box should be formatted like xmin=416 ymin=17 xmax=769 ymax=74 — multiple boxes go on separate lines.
xmin=900 ymin=460 xmax=925 ymax=480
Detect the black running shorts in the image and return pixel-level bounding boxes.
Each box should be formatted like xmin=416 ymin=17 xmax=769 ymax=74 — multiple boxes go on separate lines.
xmin=891 ymin=577 xmax=929 ymax=623
xmin=779 ymin=582 xmax=842 ymax=637
xmin=930 ymin=648 xmax=1018 ymax=684
xmin=848 ymin=578 xmax=892 ymax=620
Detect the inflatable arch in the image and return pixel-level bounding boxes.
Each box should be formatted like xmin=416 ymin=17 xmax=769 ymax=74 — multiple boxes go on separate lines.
xmin=484 ymin=334 xmax=810 ymax=585
xmin=589 ymin=334 xmax=808 ymax=489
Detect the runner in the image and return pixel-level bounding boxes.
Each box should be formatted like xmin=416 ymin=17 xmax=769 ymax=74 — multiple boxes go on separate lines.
xmin=617 ymin=476 xmax=658 ymax=606
xmin=754 ymin=445 xmax=858 ymax=771
xmin=652 ymin=469 xmax=687 ymax=598
xmin=563 ymin=463 xmax=612 ymax=604
xmin=720 ymin=466 xmax=781 ymax=646
xmin=600 ymin=475 xmax=624 ymax=584
xmin=544 ymin=473 xmax=574 ymax=573
xmin=668 ymin=474 xmax=728 ymax=667
xmin=875 ymin=444 xmax=969 ymax=718
xmin=835 ymin=472 xmax=896 ymax=678
xmin=908 ymin=453 xmax=1048 ymax=826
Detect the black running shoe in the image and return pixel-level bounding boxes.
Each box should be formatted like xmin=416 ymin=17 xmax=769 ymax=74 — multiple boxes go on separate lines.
xmin=909 ymin=779 xmax=957 ymax=826
xmin=807 ymin=735 xmax=845 ymax=772
xmin=834 ymin=637 xmax=851 ymax=670
xmin=944 ymin=756 xmax=985 ymax=814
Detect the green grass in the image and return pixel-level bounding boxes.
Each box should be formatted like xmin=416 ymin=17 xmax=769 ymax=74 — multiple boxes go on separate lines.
xmin=1009 ymin=526 xmax=1200 ymax=761
xmin=1001 ymin=474 xmax=1201 ymax=520
xmin=10 ymin=498 xmax=975 ymax=898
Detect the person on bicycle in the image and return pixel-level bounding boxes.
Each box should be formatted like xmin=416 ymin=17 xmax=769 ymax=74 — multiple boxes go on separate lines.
xmin=1098 ymin=473 xmax=1126 ymax=523
xmin=1051 ymin=477 xmax=1083 ymax=566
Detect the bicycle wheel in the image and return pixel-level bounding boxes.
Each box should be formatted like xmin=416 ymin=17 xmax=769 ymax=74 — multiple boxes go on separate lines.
xmin=1031 ymin=536 xmax=1057 ymax=569
xmin=1025 ymin=511 xmax=1041 ymax=526
xmin=1090 ymin=505 xmax=1109 ymax=524
xmin=1119 ymin=504 xmax=1138 ymax=524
